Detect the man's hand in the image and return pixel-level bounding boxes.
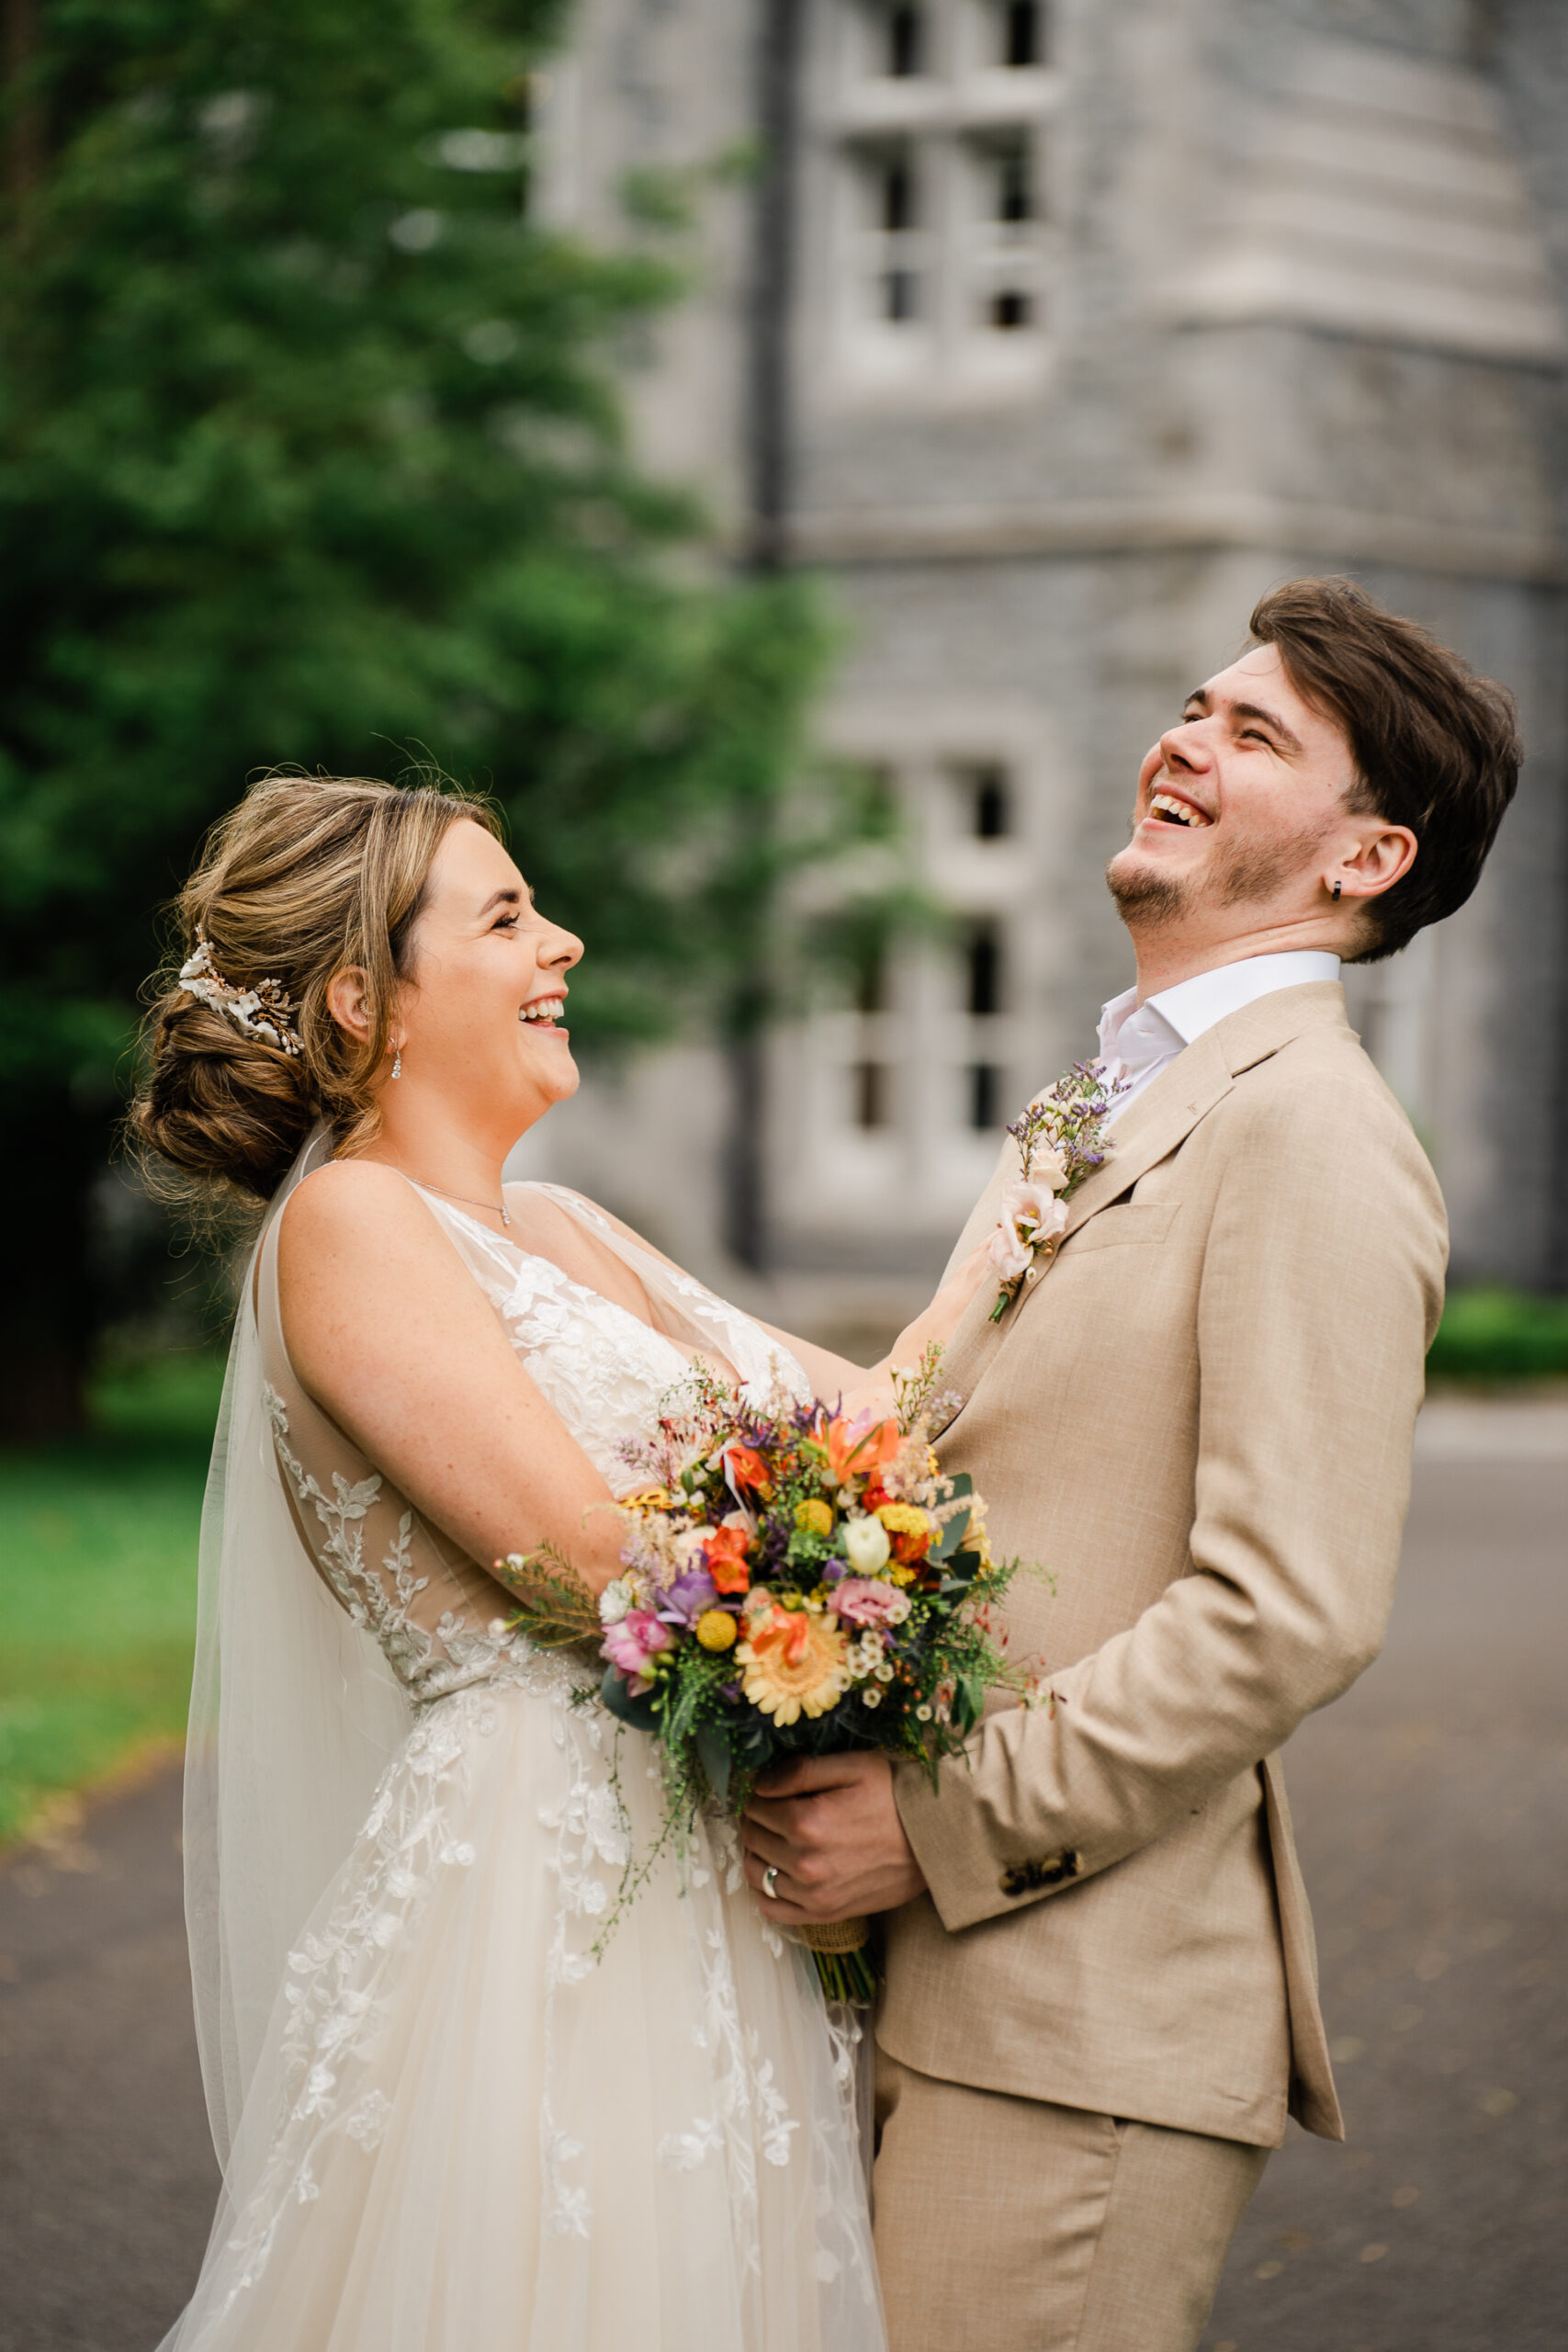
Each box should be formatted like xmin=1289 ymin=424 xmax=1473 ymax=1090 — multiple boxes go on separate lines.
xmin=740 ymin=1751 xmax=927 ymax=1925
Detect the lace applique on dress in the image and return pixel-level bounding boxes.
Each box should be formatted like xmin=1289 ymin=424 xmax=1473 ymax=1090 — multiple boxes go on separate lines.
xmin=214 ymin=1667 xmax=586 ymax=2305
xmin=264 ymin=1383 xmax=543 ymax=1707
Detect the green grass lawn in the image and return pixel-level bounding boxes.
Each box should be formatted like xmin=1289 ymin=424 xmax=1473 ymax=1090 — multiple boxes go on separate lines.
xmin=0 ymin=1351 xmax=223 ymax=1848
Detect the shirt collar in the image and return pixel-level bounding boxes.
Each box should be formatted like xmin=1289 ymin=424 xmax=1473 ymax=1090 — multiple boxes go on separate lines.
xmin=1099 ymin=950 xmax=1340 ymax=1064
xmin=1096 ymin=984 xmax=1179 ymax=1078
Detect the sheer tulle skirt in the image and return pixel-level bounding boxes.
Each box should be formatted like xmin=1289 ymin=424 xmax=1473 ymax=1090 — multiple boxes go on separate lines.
xmin=159 ymin=1655 xmax=884 ymax=2351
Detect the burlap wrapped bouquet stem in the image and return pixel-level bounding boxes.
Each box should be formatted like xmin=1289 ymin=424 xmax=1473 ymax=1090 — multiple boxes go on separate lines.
xmin=795 ymin=1916 xmax=877 ymax=2003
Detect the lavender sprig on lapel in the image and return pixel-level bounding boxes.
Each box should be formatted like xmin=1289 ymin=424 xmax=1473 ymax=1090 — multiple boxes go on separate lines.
xmin=987 ymin=1060 xmax=1131 ymax=1321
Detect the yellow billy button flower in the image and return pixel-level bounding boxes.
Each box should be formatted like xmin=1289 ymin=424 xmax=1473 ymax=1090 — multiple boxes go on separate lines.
xmin=695 ymin=1610 xmax=739 ymax=1653
xmin=875 ymin=1499 xmax=934 ymax=1566
xmin=794 ymin=1498 xmax=835 ymax=1539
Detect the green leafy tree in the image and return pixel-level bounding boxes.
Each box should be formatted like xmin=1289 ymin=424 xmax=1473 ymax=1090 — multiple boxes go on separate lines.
xmin=0 ymin=0 xmax=829 ymax=1435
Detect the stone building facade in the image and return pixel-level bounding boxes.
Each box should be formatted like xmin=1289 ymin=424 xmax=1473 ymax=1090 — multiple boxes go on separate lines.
xmin=514 ymin=0 xmax=1568 ymax=1335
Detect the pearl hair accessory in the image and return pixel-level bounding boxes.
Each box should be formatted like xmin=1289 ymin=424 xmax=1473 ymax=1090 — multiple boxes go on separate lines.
xmin=176 ymin=933 xmax=302 ymax=1057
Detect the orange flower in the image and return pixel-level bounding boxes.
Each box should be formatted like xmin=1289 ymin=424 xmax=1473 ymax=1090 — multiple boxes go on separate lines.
xmin=702 ymin=1523 xmax=752 ymax=1594
xmin=823 ymin=1412 xmax=902 ymax=1487
xmin=724 ymin=1443 xmax=773 ymax=1499
xmin=737 ymin=1607 xmax=849 ymax=1725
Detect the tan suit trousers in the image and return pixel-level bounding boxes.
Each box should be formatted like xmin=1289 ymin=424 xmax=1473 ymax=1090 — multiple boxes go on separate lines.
xmin=874 ymin=2051 xmax=1268 ymax=2352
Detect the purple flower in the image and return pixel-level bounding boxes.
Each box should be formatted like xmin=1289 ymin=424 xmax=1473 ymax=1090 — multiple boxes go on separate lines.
xmin=657 ymin=1570 xmax=722 ymax=1628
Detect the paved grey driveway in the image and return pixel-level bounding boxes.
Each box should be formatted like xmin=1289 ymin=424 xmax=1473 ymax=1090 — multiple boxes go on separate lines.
xmin=1204 ymin=1404 xmax=1567 ymax=2352
xmin=1 ymin=1402 xmax=1562 ymax=2351
xmin=0 ymin=1763 xmax=217 ymax=2351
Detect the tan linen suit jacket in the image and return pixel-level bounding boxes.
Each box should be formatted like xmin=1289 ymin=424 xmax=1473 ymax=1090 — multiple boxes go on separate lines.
xmin=881 ymin=982 xmax=1447 ymax=2150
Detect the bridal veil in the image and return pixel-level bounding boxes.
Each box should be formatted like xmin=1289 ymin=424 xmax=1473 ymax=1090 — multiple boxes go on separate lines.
xmin=183 ymin=1126 xmax=411 ymax=2164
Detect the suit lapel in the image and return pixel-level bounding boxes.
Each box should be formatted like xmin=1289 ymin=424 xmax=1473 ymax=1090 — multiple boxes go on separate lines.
xmin=934 ymin=981 xmax=1351 ymax=1424
xmin=933 ymin=1045 xmax=1229 ymax=1415
xmin=1059 ymin=1028 xmax=1234 ymax=1240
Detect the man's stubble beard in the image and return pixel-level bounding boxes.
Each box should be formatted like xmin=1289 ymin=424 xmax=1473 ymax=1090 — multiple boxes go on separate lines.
xmin=1105 ymin=817 xmax=1334 ymax=927
xmin=1104 ymin=849 xmax=1188 ymax=927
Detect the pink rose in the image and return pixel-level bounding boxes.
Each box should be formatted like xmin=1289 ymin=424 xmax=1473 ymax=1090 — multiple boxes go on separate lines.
xmin=601 ymin=1609 xmax=673 ymax=1692
xmin=831 ymin=1577 xmax=911 ymax=1629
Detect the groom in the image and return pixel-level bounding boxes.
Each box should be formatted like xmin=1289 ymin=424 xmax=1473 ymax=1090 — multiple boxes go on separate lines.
xmin=742 ymin=578 xmax=1521 ymax=2349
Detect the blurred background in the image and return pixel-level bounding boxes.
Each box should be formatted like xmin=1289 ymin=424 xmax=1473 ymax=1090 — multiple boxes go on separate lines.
xmin=1 ymin=3 xmax=1564 ymax=2349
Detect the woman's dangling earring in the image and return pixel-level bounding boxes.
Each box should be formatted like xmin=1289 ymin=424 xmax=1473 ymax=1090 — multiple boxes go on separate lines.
xmin=1331 ymin=879 xmax=1342 ymax=902
xmin=391 ymin=1045 xmax=402 ymax=1080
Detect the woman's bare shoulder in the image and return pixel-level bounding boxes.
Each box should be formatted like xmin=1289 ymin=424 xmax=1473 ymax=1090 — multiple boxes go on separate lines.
xmin=277 ymin=1159 xmax=456 ymax=1276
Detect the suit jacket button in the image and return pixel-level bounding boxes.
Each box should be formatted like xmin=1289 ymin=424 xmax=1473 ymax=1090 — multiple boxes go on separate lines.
xmin=999 ymin=1850 xmax=1082 ymax=1897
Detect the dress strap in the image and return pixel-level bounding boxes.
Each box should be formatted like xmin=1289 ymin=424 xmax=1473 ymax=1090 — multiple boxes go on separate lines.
xmin=529 ymin=1182 xmax=812 ymax=1408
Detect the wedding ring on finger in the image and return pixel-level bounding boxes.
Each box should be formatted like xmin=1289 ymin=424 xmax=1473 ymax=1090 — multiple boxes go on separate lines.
xmin=762 ymin=1864 xmax=780 ymax=1901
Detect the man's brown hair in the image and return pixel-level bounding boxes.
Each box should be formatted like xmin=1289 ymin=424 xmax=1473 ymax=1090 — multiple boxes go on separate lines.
xmin=1248 ymin=576 xmax=1521 ymax=961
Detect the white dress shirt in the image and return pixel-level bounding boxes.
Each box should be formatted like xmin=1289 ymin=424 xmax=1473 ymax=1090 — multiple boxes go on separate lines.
xmin=1097 ymin=951 xmax=1340 ymax=1124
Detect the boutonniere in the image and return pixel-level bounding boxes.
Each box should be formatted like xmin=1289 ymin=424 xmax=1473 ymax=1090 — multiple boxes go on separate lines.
xmin=987 ymin=1060 xmax=1130 ymax=1321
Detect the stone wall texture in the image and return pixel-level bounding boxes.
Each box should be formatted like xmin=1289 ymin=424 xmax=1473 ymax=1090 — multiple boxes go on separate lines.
xmin=517 ymin=0 xmax=1567 ymax=1314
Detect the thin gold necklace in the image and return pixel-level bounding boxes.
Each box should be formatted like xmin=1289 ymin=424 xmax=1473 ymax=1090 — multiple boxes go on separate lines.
xmin=409 ymin=1173 xmax=512 ymax=1227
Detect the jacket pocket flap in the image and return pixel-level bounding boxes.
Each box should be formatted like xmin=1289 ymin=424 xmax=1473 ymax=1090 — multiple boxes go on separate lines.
xmin=1064 ymin=1200 xmax=1179 ymax=1252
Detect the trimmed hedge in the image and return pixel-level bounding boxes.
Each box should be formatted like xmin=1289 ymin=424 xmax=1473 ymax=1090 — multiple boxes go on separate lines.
xmin=1427 ymin=1286 xmax=1568 ymax=1385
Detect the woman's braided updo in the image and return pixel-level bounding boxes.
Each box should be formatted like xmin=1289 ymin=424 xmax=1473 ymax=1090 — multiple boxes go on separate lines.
xmin=131 ymin=773 xmax=501 ymax=1203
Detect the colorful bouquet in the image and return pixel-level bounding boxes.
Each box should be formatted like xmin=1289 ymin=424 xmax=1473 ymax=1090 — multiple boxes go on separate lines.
xmin=498 ymin=1349 xmax=1041 ymax=2001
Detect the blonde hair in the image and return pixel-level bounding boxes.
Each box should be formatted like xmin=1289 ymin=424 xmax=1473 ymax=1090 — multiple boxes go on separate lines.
xmin=131 ymin=772 xmax=502 ymax=1202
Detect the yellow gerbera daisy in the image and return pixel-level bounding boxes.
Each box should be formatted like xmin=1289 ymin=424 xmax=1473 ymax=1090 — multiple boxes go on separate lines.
xmin=736 ymin=1607 xmax=849 ymax=1726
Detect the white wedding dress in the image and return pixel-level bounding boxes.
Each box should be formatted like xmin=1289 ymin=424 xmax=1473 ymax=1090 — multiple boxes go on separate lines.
xmin=161 ymin=1134 xmax=884 ymax=2352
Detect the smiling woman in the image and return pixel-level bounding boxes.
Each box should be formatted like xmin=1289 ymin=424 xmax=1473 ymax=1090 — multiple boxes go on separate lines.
xmin=118 ymin=767 xmax=990 ymax=2349
xmin=323 ymin=814 xmax=585 ymax=1238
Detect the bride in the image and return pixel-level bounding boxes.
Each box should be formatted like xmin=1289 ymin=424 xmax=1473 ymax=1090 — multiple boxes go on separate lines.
xmin=133 ymin=773 xmax=985 ymax=2351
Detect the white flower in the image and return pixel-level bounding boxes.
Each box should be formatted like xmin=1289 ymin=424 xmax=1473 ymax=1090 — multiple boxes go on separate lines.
xmin=1027 ymin=1144 xmax=1070 ymax=1193
xmin=598 ymin=1577 xmax=635 ymax=1625
xmin=842 ymin=1515 xmax=891 ymax=1574
xmin=991 ymin=1182 xmax=1069 ymax=1283
xmin=987 ymin=1224 xmax=1032 ymax=1283
xmin=1002 ymin=1181 xmax=1069 ymax=1246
